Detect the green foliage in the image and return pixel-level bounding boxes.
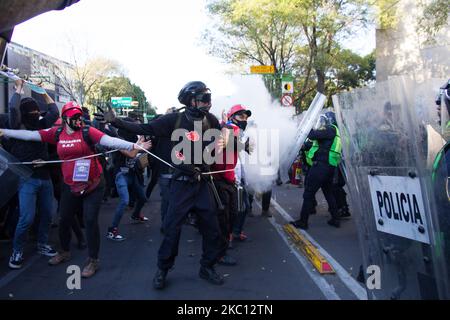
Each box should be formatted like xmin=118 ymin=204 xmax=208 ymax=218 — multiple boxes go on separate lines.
xmin=87 ymin=76 xmax=155 ymax=115
xmin=205 ymin=0 xmax=372 ymax=112
xmin=417 ymin=0 xmax=449 ymax=43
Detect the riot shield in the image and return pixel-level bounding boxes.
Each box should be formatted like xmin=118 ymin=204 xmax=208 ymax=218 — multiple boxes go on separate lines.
xmin=333 ymin=76 xmax=450 ymax=299
xmin=0 ymin=147 xmax=32 ymax=208
xmin=280 ymin=92 xmax=326 ymax=182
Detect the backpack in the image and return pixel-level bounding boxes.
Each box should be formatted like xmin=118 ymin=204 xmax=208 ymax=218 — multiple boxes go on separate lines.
xmin=54 ymin=125 xmax=96 ymax=152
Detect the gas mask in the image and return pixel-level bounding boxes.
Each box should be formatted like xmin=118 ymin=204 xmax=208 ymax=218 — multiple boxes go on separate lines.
xmin=186 ymin=92 xmax=212 ymax=119
xmin=65 ymin=114 xmax=83 ymax=131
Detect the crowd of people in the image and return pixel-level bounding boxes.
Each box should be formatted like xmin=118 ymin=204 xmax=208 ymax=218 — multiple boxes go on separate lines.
xmin=0 ymin=78 xmax=350 ymax=289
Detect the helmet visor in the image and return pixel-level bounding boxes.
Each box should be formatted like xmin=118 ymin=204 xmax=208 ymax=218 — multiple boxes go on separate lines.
xmin=195 ymin=92 xmax=211 ymax=104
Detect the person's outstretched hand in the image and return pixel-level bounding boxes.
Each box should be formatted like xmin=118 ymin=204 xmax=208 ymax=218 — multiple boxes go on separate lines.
xmin=94 ymin=104 xmax=116 ymax=123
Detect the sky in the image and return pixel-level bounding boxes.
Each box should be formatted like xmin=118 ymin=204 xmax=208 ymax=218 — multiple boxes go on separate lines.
xmin=11 ymin=0 xmax=376 ymax=113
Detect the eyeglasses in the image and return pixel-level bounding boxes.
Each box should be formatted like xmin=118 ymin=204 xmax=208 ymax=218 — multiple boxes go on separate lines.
xmin=195 ymin=93 xmax=211 ymax=104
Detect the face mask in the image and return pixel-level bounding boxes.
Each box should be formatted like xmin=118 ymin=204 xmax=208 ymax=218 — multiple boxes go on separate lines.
xmin=186 ymin=106 xmax=206 ymax=120
xmin=233 ymin=120 xmax=247 ymax=131
xmin=22 ymin=112 xmax=41 ymax=130
xmin=66 ymin=115 xmax=82 ymax=131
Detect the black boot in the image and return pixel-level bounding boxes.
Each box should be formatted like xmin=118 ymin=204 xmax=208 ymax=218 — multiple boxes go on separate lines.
xmin=327 ymin=218 xmax=340 ymax=228
xmin=291 ymin=220 xmax=308 ymax=230
xmin=153 ymin=269 xmax=168 ymax=290
xmin=199 ymin=266 xmax=224 ymax=285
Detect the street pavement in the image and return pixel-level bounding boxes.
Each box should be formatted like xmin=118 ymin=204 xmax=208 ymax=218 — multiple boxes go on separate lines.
xmin=0 ymin=182 xmax=366 ymax=300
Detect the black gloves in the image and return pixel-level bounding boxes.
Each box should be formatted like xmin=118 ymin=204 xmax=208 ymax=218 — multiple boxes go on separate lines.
xmin=94 ymin=104 xmax=116 ymax=123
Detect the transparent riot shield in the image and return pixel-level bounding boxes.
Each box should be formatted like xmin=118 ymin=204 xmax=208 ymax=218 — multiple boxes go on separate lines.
xmin=0 ymin=147 xmax=32 ymax=208
xmin=333 ymin=76 xmax=449 ymax=300
xmin=280 ymin=92 xmax=326 ymax=182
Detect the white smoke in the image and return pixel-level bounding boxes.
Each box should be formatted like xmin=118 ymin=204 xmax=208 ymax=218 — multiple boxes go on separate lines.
xmin=210 ymin=75 xmax=298 ymax=193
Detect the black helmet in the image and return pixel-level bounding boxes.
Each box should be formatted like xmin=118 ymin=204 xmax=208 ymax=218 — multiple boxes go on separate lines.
xmin=178 ymin=81 xmax=209 ymax=106
xmin=324 ymin=111 xmax=337 ymax=126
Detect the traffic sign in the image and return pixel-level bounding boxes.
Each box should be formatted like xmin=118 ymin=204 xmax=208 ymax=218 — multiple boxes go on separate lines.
xmin=281 ymin=94 xmax=293 ymax=107
xmin=282 ymin=81 xmax=294 ymax=94
xmin=250 ymin=65 xmax=275 ymax=74
xmin=111 ymin=97 xmax=132 ymax=108
xmin=282 ymin=74 xmax=294 ymax=94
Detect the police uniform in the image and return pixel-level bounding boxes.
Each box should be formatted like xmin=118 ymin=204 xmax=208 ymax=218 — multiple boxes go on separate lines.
xmin=293 ymin=123 xmax=342 ymax=229
xmin=111 ymin=111 xmax=222 ymax=270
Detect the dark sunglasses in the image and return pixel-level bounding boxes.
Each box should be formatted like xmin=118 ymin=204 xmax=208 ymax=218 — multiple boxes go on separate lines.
xmin=195 ymin=93 xmax=211 ymax=103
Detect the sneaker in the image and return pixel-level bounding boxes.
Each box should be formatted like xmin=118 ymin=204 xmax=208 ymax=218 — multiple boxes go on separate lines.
xmin=82 ymin=258 xmax=99 ymax=278
xmin=291 ymin=220 xmax=308 ymax=230
xmin=153 ymin=268 xmax=168 ymax=290
xmin=199 ymin=266 xmax=224 ymax=285
xmin=48 ymin=251 xmax=71 ymax=266
xmin=37 ymin=244 xmax=57 ymax=257
xmin=131 ymin=214 xmax=149 ymax=223
xmin=8 ymin=251 xmax=24 ymax=269
xmin=218 ymin=255 xmax=237 ymax=266
xmin=327 ymin=218 xmax=341 ymax=228
xmin=107 ymin=227 xmax=125 ymax=241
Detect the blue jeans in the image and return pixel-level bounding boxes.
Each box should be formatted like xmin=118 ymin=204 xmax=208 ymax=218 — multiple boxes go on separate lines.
xmin=159 ymin=177 xmax=171 ymax=224
xmin=13 ymin=177 xmax=54 ymax=253
xmin=112 ymin=171 xmax=146 ymax=228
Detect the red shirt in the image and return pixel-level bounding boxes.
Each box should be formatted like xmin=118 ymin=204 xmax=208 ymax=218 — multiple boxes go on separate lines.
xmin=39 ymin=126 xmax=105 ymax=186
xmin=212 ymin=123 xmax=240 ymax=184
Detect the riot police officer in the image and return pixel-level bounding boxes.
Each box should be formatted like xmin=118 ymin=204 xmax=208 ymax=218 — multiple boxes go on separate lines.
xmin=291 ymin=111 xmax=342 ymax=230
xmin=95 ymin=81 xmax=225 ymax=289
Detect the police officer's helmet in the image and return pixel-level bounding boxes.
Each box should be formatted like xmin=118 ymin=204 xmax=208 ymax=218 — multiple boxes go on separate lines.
xmin=178 ymin=81 xmax=210 ymax=106
xmin=436 ymin=79 xmax=450 ymax=117
xmin=324 ymin=111 xmax=337 ymax=126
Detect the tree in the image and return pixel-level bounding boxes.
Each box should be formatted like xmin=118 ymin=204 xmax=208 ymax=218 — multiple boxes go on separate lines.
xmin=87 ymin=76 xmax=156 ymax=117
xmin=37 ymin=56 xmax=123 ymax=107
xmin=204 ymin=0 xmax=304 ymax=99
xmin=205 ymin=0 xmax=371 ymax=111
xmin=417 ymin=0 xmax=449 ymax=43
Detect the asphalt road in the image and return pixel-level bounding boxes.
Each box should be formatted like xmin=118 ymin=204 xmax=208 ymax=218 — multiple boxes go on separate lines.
xmin=0 ymin=183 xmax=361 ymax=300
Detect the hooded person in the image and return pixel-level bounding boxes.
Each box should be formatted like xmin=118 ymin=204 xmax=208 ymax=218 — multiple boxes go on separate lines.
xmin=2 ymin=79 xmax=59 ymax=271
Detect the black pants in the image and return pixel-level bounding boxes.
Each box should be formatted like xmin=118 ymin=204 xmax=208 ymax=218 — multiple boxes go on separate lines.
xmin=300 ymin=162 xmax=339 ymax=223
xmin=158 ymin=179 xmax=221 ymax=270
xmin=214 ymin=180 xmax=238 ymax=257
xmin=262 ymin=190 xmax=272 ymax=211
xmin=333 ymin=166 xmax=348 ymax=210
xmin=146 ymin=165 xmax=160 ymax=198
xmin=59 ymin=178 xmax=105 ymax=259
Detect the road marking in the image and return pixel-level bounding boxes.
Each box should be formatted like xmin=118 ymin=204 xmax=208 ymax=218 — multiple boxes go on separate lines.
xmin=283 ymin=224 xmax=335 ymax=274
xmin=255 ymin=201 xmax=340 ymax=300
xmin=0 ymin=254 xmax=41 ymax=290
xmin=269 ymin=199 xmax=368 ymax=300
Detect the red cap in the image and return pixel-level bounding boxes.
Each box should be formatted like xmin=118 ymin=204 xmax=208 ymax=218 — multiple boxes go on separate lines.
xmin=61 ymin=101 xmax=82 ymax=118
xmin=227 ymin=104 xmax=252 ymax=120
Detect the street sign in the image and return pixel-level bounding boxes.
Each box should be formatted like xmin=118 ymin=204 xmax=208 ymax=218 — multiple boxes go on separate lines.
xmin=282 ymin=81 xmax=294 ymax=94
xmin=281 ymin=94 xmax=293 ymax=107
xmin=250 ymin=65 xmax=275 ymax=74
xmin=111 ymin=97 xmax=132 ymax=108
xmin=282 ymin=74 xmax=294 ymax=94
